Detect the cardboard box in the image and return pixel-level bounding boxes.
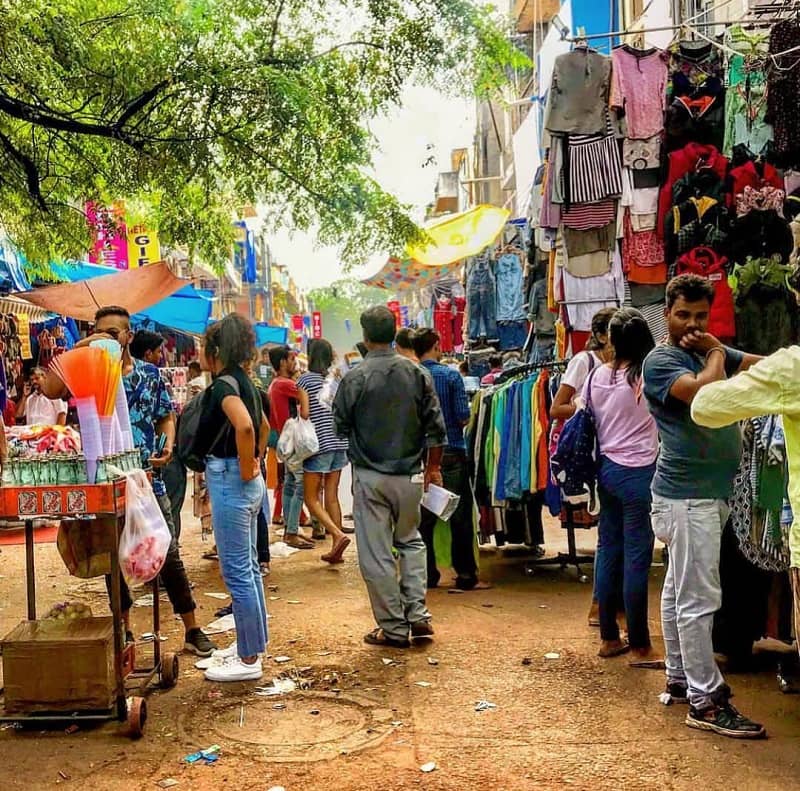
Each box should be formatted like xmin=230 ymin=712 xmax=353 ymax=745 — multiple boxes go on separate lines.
xmin=2 ymin=617 xmax=115 ymax=714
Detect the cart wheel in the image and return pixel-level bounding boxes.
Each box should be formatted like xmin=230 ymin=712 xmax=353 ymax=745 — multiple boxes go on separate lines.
xmin=127 ymin=697 xmax=147 ymax=738
xmin=161 ymin=652 xmax=179 ymax=689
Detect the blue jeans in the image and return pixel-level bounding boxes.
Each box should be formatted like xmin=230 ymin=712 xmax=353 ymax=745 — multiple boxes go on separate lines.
xmin=206 ymin=457 xmax=268 ymax=658
xmin=497 ymin=321 xmax=528 ymax=351
xmin=596 ymin=456 xmax=656 ymax=649
xmin=495 ymin=252 xmax=525 ymax=321
xmin=467 ymin=258 xmax=497 ymax=340
xmin=282 ymin=465 xmax=304 ymax=535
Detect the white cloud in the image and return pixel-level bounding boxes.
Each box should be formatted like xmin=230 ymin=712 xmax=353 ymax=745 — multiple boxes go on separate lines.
xmin=270 ymin=86 xmax=476 ymax=291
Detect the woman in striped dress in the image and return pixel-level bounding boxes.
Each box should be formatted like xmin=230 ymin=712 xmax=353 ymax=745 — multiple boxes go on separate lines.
xmin=298 ymin=339 xmax=351 ymax=564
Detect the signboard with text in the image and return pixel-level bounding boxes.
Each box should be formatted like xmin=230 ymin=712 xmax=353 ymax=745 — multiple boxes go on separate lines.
xmin=312 ymin=311 xmax=322 ymax=339
xmin=87 ymin=201 xmax=128 ymax=269
xmin=127 ymin=225 xmax=161 ymax=268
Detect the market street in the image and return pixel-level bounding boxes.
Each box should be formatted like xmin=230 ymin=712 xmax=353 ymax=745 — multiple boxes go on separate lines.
xmin=0 ymin=506 xmax=797 ymax=791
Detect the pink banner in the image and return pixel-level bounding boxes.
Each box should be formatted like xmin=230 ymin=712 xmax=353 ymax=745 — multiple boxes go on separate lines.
xmin=87 ymin=201 xmax=129 ymax=270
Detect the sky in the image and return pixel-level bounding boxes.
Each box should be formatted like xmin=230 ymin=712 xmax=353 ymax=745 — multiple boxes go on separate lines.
xmin=268 ymin=86 xmax=476 ymax=292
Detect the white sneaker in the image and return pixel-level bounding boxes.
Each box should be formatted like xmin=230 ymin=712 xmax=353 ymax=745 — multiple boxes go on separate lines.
xmin=204 ymin=656 xmax=263 ymax=683
xmin=195 ymin=642 xmax=238 ymax=670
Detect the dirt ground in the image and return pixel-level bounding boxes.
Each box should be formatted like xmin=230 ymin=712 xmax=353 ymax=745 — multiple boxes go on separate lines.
xmin=0 ymin=489 xmax=799 ymax=791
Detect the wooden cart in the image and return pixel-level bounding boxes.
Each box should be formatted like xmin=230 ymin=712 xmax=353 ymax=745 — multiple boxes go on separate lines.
xmin=0 ymin=478 xmax=178 ymax=737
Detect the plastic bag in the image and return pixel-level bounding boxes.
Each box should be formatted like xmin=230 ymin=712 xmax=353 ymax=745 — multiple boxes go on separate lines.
xmin=318 ymin=366 xmax=342 ymax=411
xmin=277 ymin=417 xmax=319 ymax=465
xmin=119 ymin=469 xmax=171 ymax=586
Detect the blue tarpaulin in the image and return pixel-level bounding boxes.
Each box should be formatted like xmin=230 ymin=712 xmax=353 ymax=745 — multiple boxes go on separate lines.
xmin=254 ymin=324 xmax=288 ymax=347
xmin=46 ymin=261 xmax=214 ymax=335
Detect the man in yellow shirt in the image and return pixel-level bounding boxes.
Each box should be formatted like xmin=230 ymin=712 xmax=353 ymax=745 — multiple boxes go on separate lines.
xmin=692 ymin=346 xmax=800 ymax=671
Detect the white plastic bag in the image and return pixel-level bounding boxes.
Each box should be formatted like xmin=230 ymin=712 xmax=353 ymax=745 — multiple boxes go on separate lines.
xmin=317 ymin=364 xmax=343 ymax=411
xmin=277 ymin=417 xmax=319 ymax=465
xmin=119 ymin=469 xmax=171 ymax=586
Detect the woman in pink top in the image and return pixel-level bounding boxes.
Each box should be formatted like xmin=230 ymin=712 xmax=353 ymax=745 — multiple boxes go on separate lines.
xmin=582 ymin=309 xmax=660 ymax=665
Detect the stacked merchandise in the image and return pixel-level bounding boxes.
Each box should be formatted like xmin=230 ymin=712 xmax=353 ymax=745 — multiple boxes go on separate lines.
xmin=533 ymin=32 xmax=800 ymax=359
xmin=464 ymin=232 xmax=528 ymax=352
xmin=532 ymin=26 xmax=800 ymax=657
xmin=160 ymin=367 xmax=189 ymax=411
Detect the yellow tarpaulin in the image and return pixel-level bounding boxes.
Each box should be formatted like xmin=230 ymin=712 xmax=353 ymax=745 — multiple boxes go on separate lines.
xmin=405 ymin=205 xmax=511 ymax=266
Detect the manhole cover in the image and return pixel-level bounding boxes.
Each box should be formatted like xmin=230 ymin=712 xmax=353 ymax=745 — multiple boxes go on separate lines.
xmin=180 ymin=692 xmax=396 ymax=763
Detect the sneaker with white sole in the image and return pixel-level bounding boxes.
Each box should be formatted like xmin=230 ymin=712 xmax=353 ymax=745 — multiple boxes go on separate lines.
xmin=195 ymin=642 xmax=238 ymax=670
xmin=204 ymin=656 xmax=263 ymax=683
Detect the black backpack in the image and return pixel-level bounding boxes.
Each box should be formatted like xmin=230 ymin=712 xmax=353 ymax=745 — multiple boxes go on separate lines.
xmin=176 ymin=375 xmax=239 ymax=472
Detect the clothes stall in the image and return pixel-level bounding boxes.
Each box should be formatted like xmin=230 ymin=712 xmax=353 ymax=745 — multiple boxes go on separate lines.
xmin=522 ymin=11 xmax=800 ymax=668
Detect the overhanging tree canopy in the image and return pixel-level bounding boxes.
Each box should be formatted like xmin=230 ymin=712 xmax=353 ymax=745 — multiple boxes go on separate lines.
xmin=0 ymin=0 xmax=525 ymax=273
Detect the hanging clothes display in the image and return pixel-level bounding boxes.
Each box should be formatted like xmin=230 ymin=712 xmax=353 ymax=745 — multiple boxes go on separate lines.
xmin=767 ymin=19 xmax=800 ymax=163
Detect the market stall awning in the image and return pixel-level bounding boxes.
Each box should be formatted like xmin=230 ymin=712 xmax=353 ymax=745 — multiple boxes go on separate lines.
xmin=405 ymin=205 xmax=510 ymax=266
xmin=16 ymin=262 xmax=213 ymax=335
xmin=361 ymin=258 xmax=464 ymax=290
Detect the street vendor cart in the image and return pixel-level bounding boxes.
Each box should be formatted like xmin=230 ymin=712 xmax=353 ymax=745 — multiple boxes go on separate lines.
xmin=0 ymin=476 xmax=178 ymax=737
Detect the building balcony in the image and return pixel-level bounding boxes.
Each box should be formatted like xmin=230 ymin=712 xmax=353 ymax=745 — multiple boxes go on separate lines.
xmin=513 ymin=0 xmax=560 ymax=32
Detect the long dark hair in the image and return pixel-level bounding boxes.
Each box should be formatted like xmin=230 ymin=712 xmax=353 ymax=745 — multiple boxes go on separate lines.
xmin=308 ymin=338 xmax=334 ymax=375
xmin=609 ymin=308 xmax=655 ymax=386
xmin=586 ymin=307 xmax=617 ymax=351
xmin=204 ymin=313 xmax=255 ymax=369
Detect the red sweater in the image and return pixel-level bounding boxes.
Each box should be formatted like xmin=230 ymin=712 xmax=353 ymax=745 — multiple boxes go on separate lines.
xmin=726 ymin=160 xmax=783 ymax=208
xmin=658 ymin=143 xmax=728 ymax=237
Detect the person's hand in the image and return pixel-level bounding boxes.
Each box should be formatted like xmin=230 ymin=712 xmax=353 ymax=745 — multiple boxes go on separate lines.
xmin=75 ymin=332 xmax=114 ymax=349
xmin=679 ymin=331 xmax=723 ymax=355
xmin=149 ymin=446 xmax=173 ymax=468
xmin=424 ymin=465 xmax=443 ymax=492
xmin=241 ymin=458 xmax=260 ymax=482
xmin=22 ymin=382 xmax=31 ymax=397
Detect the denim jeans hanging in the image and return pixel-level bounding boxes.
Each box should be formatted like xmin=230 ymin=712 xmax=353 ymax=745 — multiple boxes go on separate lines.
xmin=495 ymin=253 xmax=526 ymax=321
xmin=467 ymin=256 xmax=497 ymax=340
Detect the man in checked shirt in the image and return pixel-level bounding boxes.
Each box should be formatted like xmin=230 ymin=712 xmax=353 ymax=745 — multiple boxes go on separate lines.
xmin=414 ymin=328 xmax=489 ymax=591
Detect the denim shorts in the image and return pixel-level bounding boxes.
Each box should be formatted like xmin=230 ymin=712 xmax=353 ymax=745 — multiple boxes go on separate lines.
xmin=303 ymin=449 xmax=348 ymax=474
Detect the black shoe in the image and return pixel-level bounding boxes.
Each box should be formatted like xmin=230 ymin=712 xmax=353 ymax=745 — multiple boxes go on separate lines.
xmin=411 ymin=621 xmax=434 ymax=639
xmin=214 ymin=603 xmax=233 ymax=618
xmin=686 ymin=703 xmax=766 ymax=739
xmin=184 ymin=628 xmax=217 ymax=658
xmin=666 ymin=682 xmax=689 ymax=704
xmin=125 ymin=630 xmax=135 ymax=645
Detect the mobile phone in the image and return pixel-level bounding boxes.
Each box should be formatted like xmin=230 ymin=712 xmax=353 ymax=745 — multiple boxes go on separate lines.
xmin=156 ymin=433 xmax=167 ymax=455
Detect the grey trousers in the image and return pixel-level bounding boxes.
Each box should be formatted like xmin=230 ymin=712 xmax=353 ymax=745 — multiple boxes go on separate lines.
xmin=652 ymin=495 xmax=729 ymax=709
xmin=352 ymin=466 xmax=432 ymax=641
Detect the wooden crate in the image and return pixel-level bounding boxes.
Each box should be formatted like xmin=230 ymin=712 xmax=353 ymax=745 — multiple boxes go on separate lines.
xmin=2 ymin=617 xmax=115 ymax=714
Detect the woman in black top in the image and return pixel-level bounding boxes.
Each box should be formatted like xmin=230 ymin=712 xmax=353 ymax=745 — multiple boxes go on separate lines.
xmin=198 ymin=314 xmax=270 ymax=683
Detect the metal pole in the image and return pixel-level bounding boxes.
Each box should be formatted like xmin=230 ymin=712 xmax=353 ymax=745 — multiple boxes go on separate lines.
xmin=263 ymin=236 xmax=274 ymax=324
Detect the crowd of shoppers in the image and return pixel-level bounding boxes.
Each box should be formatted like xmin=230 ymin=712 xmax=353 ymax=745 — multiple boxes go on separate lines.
xmin=28 ymin=285 xmax=790 ymax=734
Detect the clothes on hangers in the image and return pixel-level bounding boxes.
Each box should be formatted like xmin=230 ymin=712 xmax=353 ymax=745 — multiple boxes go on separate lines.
xmin=732 ymin=256 xmax=799 ymax=354
xmin=767 ymin=19 xmax=800 ymax=160
xmin=658 ymin=142 xmax=728 ymax=237
xmin=545 ymin=49 xmax=612 ymax=135
xmin=610 ymin=45 xmax=669 ymax=140
xmin=723 ymin=25 xmax=773 ymax=157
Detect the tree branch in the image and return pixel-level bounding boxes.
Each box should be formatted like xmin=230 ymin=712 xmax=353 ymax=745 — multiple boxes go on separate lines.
xmin=0 ymin=130 xmax=47 ymax=210
xmin=116 ymin=79 xmax=171 ymax=128
xmin=268 ymin=0 xmax=287 ymax=58
xmin=0 ymin=91 xmax=147 ymax=150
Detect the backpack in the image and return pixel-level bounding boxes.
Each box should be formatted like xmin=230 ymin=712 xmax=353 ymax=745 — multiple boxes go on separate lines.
xmin=176 ymin=375 xmax=239 ymax=472
xmin=550 ymin=365 xmax=600 ymax=505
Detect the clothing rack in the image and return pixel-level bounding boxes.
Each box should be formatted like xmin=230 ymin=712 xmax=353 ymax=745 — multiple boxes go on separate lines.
xmin=524 ymin=501 xmax=595 ymax=581
xmin=560 ymin=17 xmax=775 ymax=43
xmin=494 ymin=359 xmax=568 ymax=385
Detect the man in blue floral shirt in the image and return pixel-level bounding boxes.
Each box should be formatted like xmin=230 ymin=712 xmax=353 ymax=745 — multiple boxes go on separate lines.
xmin=46 ymin=306 xmax=216 ymax=657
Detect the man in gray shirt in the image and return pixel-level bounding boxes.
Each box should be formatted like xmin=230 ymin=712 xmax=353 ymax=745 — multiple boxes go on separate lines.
xmin=334 ymin=306 xmax=446 ymax=648
xmin=643 ymin=274 xmax=763 ymax=739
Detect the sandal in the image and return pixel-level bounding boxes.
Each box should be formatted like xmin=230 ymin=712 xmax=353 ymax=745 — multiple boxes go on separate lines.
xmin=363 ymin=628 xmax=410 ymax=649
xmin=202 ymin=548 xmax=219 ymax=561
xmin=322 ymin=536 xmax=351 ymax=565
xmin=284 ymin=534 xmax=314 ymax=550
xmin=598 ymin=640 xmax=630 ymax=658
